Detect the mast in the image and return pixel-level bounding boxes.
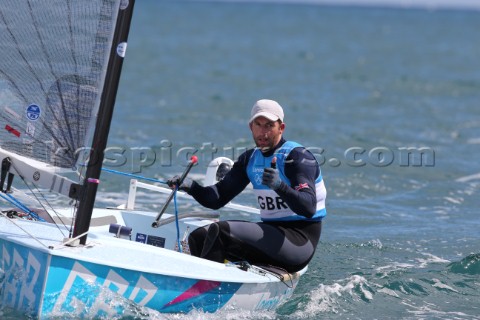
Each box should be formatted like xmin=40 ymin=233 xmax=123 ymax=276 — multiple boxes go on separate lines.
xmin=73 ymin=0 xmax=136 ymax=244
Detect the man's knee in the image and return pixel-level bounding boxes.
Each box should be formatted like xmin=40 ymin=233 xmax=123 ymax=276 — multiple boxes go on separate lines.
xmin=188 ymin=227 xmax=208 ymax=257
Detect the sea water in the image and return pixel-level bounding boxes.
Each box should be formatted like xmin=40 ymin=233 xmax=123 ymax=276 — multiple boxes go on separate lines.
xmin=1 ymin=0 xmax=480 ymax=319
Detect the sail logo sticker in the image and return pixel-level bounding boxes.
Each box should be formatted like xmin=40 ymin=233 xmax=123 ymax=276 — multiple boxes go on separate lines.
xmin=26 ymin=104 xmax=41 ymax=121
xmin=117 ymin=42 xmax=127 ymax=58
xmin=26 ymin=122 xmax=36 ymax=137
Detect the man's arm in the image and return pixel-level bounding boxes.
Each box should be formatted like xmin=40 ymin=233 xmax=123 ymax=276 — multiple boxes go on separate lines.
xmin=187 ymin=152 xmax=252 ymax=210
xmin=274 ymin=148 xmax=319 ymax=218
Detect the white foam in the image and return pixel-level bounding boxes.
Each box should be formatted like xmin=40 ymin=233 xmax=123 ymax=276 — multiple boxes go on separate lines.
xmin=416 ymin=253 xmax=450 ymax=268
xmin=291 ymin=275 xmax=373 ymax=318
xmin=375 ymin=262 xmax=416 ymax=277
xmin=378 ymin=287 xmax=399 ymax=297
xmin=432 ymin=278 xmax=459 ymax=293
xmin=361 ymin=238 xmax=383 ymax=249
xmin=403 ymin=300 xmax=471 ymax=318
xmin=443 ymin=196 xmax=463 ymax=205
xmin=456 ymin=172 xmax=480 ymax=183
xmin=161 ymin=308 xmax=275 ymax=320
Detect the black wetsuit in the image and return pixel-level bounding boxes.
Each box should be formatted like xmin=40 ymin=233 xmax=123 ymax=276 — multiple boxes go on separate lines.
xmin=186 ymin=138 xmax=323 ymax=273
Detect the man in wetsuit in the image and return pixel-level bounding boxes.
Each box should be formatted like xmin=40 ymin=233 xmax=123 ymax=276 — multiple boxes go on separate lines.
xmin=167 ymin=99 xmax=327 ymax=273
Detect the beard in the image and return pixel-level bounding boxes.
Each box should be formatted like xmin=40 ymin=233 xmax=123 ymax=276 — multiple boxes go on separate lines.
xmin=253 ymin=135 xmax=276 ymax=153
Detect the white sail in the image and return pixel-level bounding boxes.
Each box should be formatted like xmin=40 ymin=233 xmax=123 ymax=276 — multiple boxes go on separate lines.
xmin=0 ymin=0 xmax=120 ymax=173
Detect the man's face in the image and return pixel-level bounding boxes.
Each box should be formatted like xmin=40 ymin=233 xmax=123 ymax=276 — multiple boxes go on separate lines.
xmin=249 ymin=116 xmax=285 ymax=153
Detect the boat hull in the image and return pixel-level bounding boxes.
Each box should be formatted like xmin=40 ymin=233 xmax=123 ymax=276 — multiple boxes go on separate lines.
xmin=0 ymin=215 xmax=302 ymax=318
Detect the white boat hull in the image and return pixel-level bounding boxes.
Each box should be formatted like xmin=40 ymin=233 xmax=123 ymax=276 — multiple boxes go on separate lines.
xmin=0 ymin=208 xmax=304 ymax=318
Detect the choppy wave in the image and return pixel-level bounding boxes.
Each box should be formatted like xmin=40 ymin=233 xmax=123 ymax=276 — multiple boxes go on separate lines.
xmin=283 ymin=241 xmax=480 ymax=319
xmin=291 ymin=275 xmax=374 ymax=318
xmin=447 ymin=253 xmax=480 ymax=275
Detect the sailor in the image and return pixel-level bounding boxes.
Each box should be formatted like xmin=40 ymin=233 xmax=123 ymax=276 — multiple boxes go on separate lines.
xmin=167 ymin=99 xmax=327 ymax=273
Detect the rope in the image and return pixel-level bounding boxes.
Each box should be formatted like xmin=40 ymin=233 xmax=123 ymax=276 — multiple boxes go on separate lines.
xmin=8 ymin=160 xmax=70 ymax=235
xmin=0 ymin=192 xmax=45 ymax=222
xmin=101 ymin=168 xmax=167 ymax=184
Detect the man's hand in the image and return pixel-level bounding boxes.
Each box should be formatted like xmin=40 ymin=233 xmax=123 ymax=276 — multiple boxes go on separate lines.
xmin=262 ymin=167 xmax=282 ymax=190
xmin=167 ymin=175 xmax=193 ymax=192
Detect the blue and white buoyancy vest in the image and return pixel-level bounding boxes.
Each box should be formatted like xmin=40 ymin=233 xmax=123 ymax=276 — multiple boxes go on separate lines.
xmin=246 ymin=141 xmax=327 ymax=222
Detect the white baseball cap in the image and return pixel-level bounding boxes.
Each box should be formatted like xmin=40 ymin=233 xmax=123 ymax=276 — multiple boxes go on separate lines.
xmin=249 ymin=99 xmax=284 ymax=123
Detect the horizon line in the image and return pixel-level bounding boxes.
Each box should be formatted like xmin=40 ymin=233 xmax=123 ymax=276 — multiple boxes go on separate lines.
xmin=185 ymin=0 xmax=480 ymax=11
